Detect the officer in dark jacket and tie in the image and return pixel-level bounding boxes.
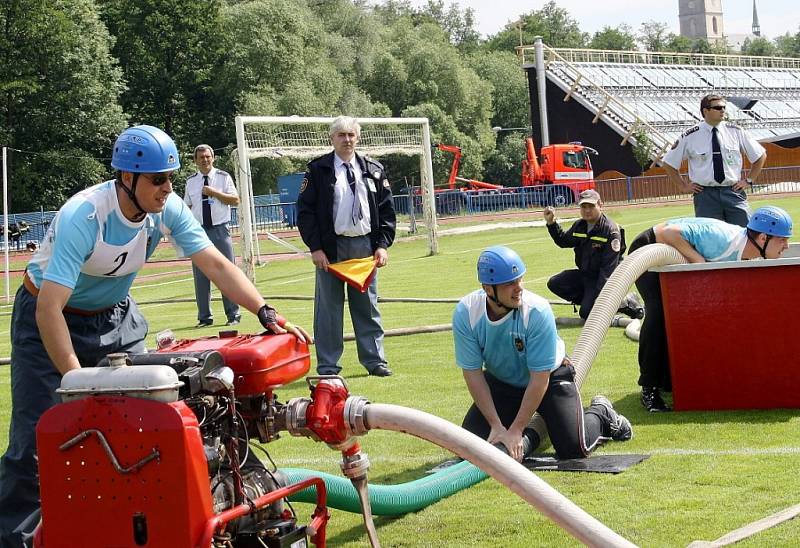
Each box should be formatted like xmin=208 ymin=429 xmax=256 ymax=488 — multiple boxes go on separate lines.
xmin=297 ymin=116 xmax=396 ymax=377
xmin=544 ymin=189 xmax=639 ymax=320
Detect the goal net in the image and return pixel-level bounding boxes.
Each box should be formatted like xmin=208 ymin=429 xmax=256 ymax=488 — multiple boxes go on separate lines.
xmin=233 ymin=116 xmax=438 ymax=282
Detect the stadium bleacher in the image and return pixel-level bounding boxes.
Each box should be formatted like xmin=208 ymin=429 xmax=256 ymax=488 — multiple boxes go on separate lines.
xmin=520 ymin=43 xmax=800 ymax=164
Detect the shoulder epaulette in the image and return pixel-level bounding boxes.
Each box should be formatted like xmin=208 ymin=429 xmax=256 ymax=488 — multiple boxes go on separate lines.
xmin=726 ymin=123 xmax=742 ymax=131
xmin=681 ymin=125 xmax=700 ymax=138
xmin=364 ymin=155 xmax=384 ymax=169
xmin=217 ymin=170 xmax=229 ymax=176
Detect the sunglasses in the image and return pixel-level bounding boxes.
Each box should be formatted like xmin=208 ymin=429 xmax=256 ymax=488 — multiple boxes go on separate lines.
xmin=142 ymin=172 xmax=175 ymax=186
xmin=707 ymin=105 xmax=726 ymax=111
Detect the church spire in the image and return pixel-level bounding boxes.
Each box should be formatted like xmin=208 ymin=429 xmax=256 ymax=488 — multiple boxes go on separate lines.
xmin=752 ymin=0 xmax=761 ymax=37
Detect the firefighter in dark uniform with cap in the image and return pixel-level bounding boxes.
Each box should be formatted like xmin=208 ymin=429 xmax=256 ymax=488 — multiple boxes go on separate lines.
xmin=544 ymin=189 xmax=641 ymax=320
xmin=297 ymin=115 xmax=396 ymax=378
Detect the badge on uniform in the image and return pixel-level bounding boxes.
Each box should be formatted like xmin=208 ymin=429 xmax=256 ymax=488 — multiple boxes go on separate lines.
xmin=611 ymin=238 xmax=621 ymax=252
xmin=367 ymin=180 xmax=376 ymax=192
xmin=300 ymin=177 xmax=309 ymax=193
xmin=514 ymin=337 xmax=525 ymax=352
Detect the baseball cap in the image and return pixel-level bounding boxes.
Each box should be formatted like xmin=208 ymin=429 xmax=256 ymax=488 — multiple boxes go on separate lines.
xmin=578 ymin=189 xmax=601 ymax=205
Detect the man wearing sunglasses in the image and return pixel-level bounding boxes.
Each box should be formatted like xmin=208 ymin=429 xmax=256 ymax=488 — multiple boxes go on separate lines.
xmin=662 ymin=93 xmax=766 ymax=227
xmin=0 ymin=125 xmax=310 ymax=547
xmin=184 ymin=144 xmax=241 ymax=327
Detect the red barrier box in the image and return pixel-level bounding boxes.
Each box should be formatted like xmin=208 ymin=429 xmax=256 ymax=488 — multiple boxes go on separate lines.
xmin=656 ymin=253 xmax=800 ymax=411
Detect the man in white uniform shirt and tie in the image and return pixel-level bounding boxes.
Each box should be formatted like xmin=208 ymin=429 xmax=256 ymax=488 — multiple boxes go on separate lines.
xmin=183 ymin=144 xmax=242 ymax=326
xmin=662 ymin=93 xmax=767 ymax=227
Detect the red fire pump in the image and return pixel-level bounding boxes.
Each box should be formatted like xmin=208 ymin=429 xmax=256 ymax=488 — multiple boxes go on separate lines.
xmin=31 ymin=330 xmax=377 ymax=548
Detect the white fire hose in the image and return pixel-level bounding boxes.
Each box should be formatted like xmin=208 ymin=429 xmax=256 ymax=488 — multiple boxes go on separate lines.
xmin=530 ymin=244 xmax=687 ymax=453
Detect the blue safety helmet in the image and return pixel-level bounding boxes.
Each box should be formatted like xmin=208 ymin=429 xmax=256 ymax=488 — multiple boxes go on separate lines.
xmin=747 ymin=206 xmax=793 ymax=238
xmin=477 ymin=246 xmax=527 ymax=284
xmin=111 ymin=125 xmax=180 ymax=173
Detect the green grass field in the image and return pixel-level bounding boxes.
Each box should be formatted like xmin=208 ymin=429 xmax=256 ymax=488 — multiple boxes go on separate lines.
xmin=2 ymin=197 xmax=800 ymax=546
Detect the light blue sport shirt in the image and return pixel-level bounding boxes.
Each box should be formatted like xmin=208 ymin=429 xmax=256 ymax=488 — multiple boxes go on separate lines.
xmin=663 ymin=217 xmax=747 ymax=262
xmin=452 ymin=289 xmax=566 ymax=388
xmin=27 ymin=181 xmax=211 ymax=310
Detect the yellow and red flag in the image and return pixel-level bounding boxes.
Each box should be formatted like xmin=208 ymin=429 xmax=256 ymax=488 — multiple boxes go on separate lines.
xmin=327 ymin=257 xmax=377 ymax=293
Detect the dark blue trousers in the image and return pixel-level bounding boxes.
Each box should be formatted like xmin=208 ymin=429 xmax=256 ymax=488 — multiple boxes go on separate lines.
xmin=0 ymin=286 xmax=147 ymax=547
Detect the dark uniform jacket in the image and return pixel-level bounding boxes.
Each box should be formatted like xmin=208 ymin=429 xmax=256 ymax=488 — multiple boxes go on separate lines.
xmin=297 ymin=151 xmax=396 ymax=262
xmin=547 ymin=213 xmax=625 ymax=291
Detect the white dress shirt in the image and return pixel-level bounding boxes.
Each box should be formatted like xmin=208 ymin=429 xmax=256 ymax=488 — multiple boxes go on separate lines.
xmin=183 ymin=167 xmax=237 ymax=225
xmin=663 ymin=121 xmax=765 ymax=187
xmin=332 ymin=155 xmax=371 ymax=236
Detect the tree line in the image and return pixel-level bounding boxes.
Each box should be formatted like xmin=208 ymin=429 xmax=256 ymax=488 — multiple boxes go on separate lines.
xmin=2 ymin=0 xmax=799 ymax=212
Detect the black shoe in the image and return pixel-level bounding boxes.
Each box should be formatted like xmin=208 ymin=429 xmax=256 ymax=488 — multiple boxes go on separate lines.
xmin=196 ymin=320 xmax=213 ymax=328
xmin=369 ymin=365 xmax=393 ymax=377
xmin=225 ymin=318 xmax=241 ymax=326
xmin=591 ymin=395 xmax=633 ymax=441
xmin=641 ymin=387 xmax=671 ymax=412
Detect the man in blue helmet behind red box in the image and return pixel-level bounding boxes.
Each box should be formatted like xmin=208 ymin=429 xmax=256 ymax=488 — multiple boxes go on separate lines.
xmin=629 ymin=205 xmax=793 ymax=413
xmin=452 ymin=245 xmax=633 ymax=462
xmin=0 ymin=125 xmax=309 ymax=548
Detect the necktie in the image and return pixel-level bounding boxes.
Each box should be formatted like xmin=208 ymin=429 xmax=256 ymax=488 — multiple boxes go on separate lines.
xmin=344 ymin=162 xmax=362 ymax=224
xmin=201 ymin=175 xmax=213 ymax=228
xmin=711 ymin=127 xmax=725 ymax=184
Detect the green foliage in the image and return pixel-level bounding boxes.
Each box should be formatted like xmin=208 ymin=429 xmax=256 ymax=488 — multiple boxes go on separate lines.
xmin=418 ymin=0 xmax=481 ymax=52
xmin=0 ymin=0 xmax=126 ymax=211
xmin=485 ymin=1 xmax=588 ymax=52
xmin=637 ymin=20 xmax=672 ymax=52
xmin=483 ymin=134 xmax=527 ymax=186
xmin=741 ymin=36 xmax=778 ymax=57
xmin=775 ymin=30 xmax=800 ymax=57
xmin=100 ymin=0 xmax=229 ymax=142
xmin=589 ymin=25 xmax=637 ymax=51
xmin=631 ymin=127 xmax=653 ymax=174
xmin=465 ymin=51 xmax=529 ymax=131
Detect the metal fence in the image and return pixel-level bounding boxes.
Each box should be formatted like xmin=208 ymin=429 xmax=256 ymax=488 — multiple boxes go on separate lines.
xmin=392 ymin=165 xmax=800 ymax=218
xmin=0 ymin=210 xmax=56 ymax=251
xmin=3 ymin=165 xmax=799 ymax=249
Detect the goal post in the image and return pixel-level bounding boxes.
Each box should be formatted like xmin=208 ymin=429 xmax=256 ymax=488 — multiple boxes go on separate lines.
xmin=233 ymin=115 xmax=438 ymax=282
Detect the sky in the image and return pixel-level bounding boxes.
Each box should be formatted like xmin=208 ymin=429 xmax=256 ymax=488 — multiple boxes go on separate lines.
xmin=404 ymin=0 xmax=799 ymax=40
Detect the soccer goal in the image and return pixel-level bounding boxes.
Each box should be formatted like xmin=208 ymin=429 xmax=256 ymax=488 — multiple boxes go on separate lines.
xmin=233 ymin=115 xmax=438 ymax=282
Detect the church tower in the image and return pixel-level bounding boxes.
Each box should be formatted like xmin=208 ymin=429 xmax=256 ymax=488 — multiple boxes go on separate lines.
xmin=752 ymin=0 xmax=761 ymax=37
xmin=678 ymin=0 xmax=725 ymax=43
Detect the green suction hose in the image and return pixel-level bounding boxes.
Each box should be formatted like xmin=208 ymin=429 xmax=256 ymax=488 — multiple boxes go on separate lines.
xmin=282 ymin=459 xmax=488 ymax=515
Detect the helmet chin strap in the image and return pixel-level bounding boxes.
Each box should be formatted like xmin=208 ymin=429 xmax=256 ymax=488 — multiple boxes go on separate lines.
xmin=488 ymin=284 xmax=508 ymax=310
xmin=487 ymin=285 xmax=520 ymax=319
xmin=746 ymin=232 xmax=771 ymax=259
xmin=115 ymin=173 xmax=147 ymax=221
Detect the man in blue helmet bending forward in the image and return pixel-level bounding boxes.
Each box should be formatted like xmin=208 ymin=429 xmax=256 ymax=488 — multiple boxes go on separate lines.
xmin=629 ymin=206 xmax=793 ymax=413
xmin=0 ymin=125 xmax=311 ymax=548
xmin=452 ymin=246 xmax=633 ymax=462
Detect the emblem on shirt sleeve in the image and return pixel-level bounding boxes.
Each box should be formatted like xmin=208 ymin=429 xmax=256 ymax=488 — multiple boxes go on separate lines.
xmin=681 ymin=125 xmax=700 ymax=138
xmin=611 ymin=238 xmax=621 ymax=252
xmin=671 ymin=140 xmax=679 ymax=150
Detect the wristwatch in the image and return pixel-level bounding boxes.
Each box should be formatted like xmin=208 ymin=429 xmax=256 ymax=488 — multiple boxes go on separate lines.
xmin=746 ymin=178 xmax=754 ymax=185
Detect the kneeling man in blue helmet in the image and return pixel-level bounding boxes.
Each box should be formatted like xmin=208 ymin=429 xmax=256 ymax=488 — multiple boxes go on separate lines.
xmin=0 ymin=125 xmax=311 ymax=548
xmin=453 ymin=246 xmax=633 ymax=462
xmin=629 ymin=206 xmax=793 ymax=413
